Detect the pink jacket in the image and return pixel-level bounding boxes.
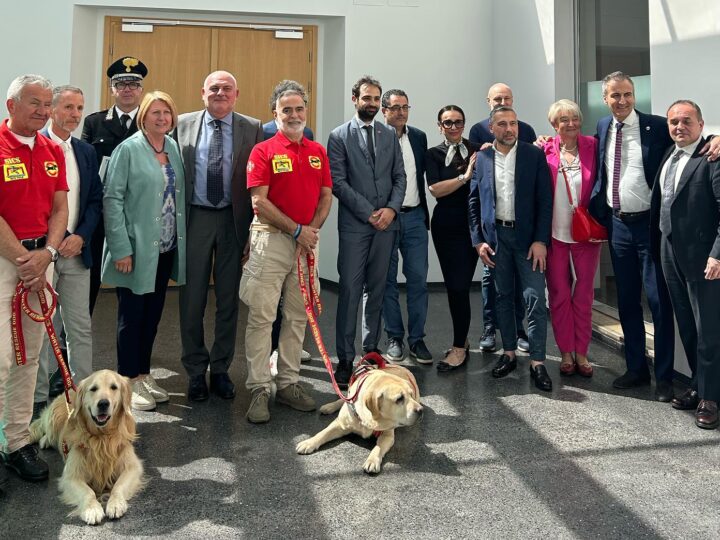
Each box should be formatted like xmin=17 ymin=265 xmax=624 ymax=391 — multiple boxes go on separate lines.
xmin=542 ymin=134 xmax=598 ymax=209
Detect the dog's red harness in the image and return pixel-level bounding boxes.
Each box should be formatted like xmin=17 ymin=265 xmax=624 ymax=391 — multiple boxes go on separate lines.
xmin=298 ymin=253 xmax=387 ymax=404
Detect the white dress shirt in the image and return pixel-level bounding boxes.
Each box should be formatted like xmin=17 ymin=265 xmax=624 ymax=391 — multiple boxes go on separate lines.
xmin=605 ymin=109 xmax=651 ymax=212
xmin=659 ymin=137 xmax=702 ymax=196
xmin=398 ymin=129 xmax=419 ymax=207
xmin=114 ymin=106 xmax=138 ymax=129
xmin=493 ymin=141 xmax=517 ymax=221
xmin=48 ymin=127 xmax=80 ymax=233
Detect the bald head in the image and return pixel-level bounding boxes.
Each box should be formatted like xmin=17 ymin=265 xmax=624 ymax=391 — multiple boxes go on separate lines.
xmin=487 ymin=83 xmax=514 ymax=111
xmin=202 ymin=70 xmax=239 ymax=119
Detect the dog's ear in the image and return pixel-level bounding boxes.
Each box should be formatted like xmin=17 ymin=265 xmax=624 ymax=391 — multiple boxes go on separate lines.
xmin=68 ymin=377 xmax=86 ymax=420
xmin=365 ymin=390 xmax=384 ymax=422
xmin=120 ymin=375 xmax=133 ymax=416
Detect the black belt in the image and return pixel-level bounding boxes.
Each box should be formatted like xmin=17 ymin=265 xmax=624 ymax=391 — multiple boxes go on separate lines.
xmin=400 ymin=205 xmax=419 ymax=213
xmin=191 ymin=204 xmax=231 ymax=212
xmin=495 ymin=219 xmax=515 ymax=228
xmin=612 ymin=209 xmax=650 ymax=223
xmin=20 ymin=235 xmax=47 ymax=250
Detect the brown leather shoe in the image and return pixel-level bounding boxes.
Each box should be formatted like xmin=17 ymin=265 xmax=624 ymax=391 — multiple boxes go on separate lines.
xmin=672 ymin=388 xmax=699 ymax=410
xmin=695 ymin=400 xmax=719 ymax=430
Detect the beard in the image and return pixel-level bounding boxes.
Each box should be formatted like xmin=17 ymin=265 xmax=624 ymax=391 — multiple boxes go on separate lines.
xmin=280 ymin=119 xmax=307 ymax=137
xmin=357 ymin=106 xmax=378 ymax=123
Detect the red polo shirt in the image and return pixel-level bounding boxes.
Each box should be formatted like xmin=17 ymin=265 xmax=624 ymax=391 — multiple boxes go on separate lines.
xmin=0 ymin=119 xmax=68 ymax=239
xmin=246 ymin=130 xmax=332 ymax=225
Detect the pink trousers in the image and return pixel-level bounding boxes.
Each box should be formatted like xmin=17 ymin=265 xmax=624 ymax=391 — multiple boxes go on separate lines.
xmin=546 ymin=238 xmax=601 ymax=356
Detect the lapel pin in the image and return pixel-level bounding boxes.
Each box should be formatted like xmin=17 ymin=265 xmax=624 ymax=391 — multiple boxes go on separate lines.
xmin=646 ymin=126 xmax=650 ymax=131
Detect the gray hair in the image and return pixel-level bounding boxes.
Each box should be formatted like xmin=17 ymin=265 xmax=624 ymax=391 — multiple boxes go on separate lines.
xmin=601 ymin=71 xmax=634 ymax=97
xmin=547 ymin=99 xmax=583 ymax=126
xmin=7 ymin=74 xmax=53 ymax=102
xmin=52 ymin=85 xmax=84 ymax=106
xmin=270 ymin=80 xmax=307 ymax=111
xmin=489 ymin=105 xmax=516 ymax=126
xmin=667 ymin=99 xmax=703 ymax=122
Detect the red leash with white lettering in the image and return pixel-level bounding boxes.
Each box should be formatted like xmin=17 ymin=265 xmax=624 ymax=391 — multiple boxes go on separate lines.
xmin=298 ymin=253 xmax=386 ymax=403
xmin=12 ymin=281 xmax=76 ymax=408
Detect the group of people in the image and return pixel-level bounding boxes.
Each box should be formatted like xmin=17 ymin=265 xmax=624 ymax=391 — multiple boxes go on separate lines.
xmin=2 ymin=58 xmax=720 ymax=484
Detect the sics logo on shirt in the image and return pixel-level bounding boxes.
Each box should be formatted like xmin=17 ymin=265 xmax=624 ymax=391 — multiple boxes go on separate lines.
xmin=3 ymin=158 xmax=28 ymax=182
xmin=272 ymin=154 xmax=293 ymax=174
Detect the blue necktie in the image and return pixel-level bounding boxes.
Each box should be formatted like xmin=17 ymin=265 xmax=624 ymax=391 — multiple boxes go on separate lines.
xmin=207 ymin=119 xmax=224 ymax=206
xmin=659 ymin=149 xmax=683 ymax=236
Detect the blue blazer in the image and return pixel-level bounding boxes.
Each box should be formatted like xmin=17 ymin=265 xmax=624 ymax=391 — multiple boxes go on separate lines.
xmin=590 ymin=110 xmax=673 ymax=224
xmin=468 ymin=141 xmax=552 ymax=251
xmin=41 ymin=129 xmax=103 ymax=269
xmin=262 ymin=120 xmax=314 ymax=141
xmin=406 ymin=125 xmax=430 ymax=229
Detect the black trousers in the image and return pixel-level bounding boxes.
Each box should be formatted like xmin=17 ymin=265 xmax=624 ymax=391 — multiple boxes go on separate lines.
xmin=116 ymin=250 xmax=174 ymax=378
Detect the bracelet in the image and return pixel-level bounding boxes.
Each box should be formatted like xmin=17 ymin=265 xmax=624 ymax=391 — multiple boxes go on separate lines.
xmin=292 ymin=224 xmax=302 ymax=239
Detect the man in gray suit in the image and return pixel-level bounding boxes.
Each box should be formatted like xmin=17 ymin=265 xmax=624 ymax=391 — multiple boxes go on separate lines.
xmin=328 ymin=75 xmax=406 ymax=388
xmin=174 ymin=71 xmax=263 ymax=401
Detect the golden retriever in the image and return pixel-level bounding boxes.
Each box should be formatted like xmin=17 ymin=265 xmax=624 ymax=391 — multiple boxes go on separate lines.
xmin=30 ymin=369 xmax=144 ymax=525
xmin=296 ymin=365 xmax=423 ymax=474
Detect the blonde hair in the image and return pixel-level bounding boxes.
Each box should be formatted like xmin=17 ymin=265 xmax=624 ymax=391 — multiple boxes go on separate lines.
xmin=547 ymin=99 xmax=583 ymax=127
xmin=137 ymin=91 xmax=178 ymax=133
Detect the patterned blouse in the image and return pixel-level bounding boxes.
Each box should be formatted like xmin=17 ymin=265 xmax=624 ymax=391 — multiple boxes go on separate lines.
xmin=160 ymin=163 xmax=177 ymax=253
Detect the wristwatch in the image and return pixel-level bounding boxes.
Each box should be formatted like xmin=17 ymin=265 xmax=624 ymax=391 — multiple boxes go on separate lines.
xmin=45 ymin=245 xmax=59 ymax=262
xmin=458 ymin=173 xmax=466 ymax=184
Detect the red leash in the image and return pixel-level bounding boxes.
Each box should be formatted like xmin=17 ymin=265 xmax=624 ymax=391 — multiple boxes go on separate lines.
xmin=12 ymin=281 xmax=76 ymax=407
xmin=298 ymin=253 xmax=386 ymax=403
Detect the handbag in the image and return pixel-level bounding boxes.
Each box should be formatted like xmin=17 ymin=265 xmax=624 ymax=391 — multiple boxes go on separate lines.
xmin=560 ymin=165 xmax=607 ymax=242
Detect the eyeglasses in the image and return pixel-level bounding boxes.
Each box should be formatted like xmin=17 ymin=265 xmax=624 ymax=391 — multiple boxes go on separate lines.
xmin=440 ymin=119 xmax=464 ymax=129
xmin=113 ymin=82 xmax=142 ymax=90
xmin=386 ymin=105 xmax=411 ymax=113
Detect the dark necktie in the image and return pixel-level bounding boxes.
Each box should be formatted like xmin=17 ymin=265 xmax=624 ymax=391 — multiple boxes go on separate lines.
xmin=659 ymin=149 xmax=684 ymax=236
xmin=207 ymin=119 xmax=224 ymax=206
xmin=120 ymin=114 xmax=131 ymax=134
xmin=611 ymin=122 xmax=624 ymax=210
xmin=363 ymin=125 xmax=375 ymax=166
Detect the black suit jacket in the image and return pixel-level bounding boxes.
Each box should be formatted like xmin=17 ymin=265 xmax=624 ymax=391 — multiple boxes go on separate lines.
xmin=590 ymin=110 xmax=673 ymax=224
xmin=81 ymin=107 xmax=139 ymax=166
xmin=41 ymin=129 xmax=103 ymax=269
xmin=406 ymin=125 xmax=430 ymax=229
xmin=650 ymin=136 xmax=720 ymax=279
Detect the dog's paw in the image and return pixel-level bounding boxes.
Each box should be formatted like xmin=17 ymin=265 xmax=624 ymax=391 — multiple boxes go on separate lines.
xmin=105 ymin=495 xmax=128 ymax=519
xmin=318 ymin=403 xmax=336 ymax=415
xmin=295 ymin=438 xmax=319 ymax=455
xmin=363 ymin=456 xmax=382 ymax=475
xmin=80 ymin=501 xmax=105 ymax=525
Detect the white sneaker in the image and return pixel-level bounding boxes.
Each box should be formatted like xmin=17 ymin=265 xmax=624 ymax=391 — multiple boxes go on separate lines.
xmin=143 ymin=374 xmax=169 ymax=403
xmin=269 ymin=350 xmax=279 ymax=377
xmin=301 ymin=349 xmax=312 ymax=362
xmin=131 ymin=380 xmax=156 ymax=411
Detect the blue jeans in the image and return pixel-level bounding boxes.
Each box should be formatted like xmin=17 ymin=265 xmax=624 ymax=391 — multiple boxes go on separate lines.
xmin=492 ymin=226 xmax=548 ymax=360
xmin=482 ymin=264 xmax=526 ymax=332
xmin=382 ymin=206 xmax=429 ymax=345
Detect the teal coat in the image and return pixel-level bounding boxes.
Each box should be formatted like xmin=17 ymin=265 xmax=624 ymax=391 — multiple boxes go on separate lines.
xmin=101 ymin=131 xmax=186 ymax=294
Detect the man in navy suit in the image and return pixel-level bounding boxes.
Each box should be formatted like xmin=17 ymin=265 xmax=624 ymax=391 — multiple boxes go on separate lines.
xmin=328 ymin=75 xmax=406 ymax=388
xmin=590 ymin=71 xmax=678 ymax=401
xmin=380 ymin=89 xmax=432 ymax=364
xmin=469 ymin=83 xmax=536 ymax=354
xmin=650 ymin=100 xmax=720 ymax=429
xmin=34 ymin=86 xmax=102 ymax=414
xmin=469 ymin=106 xmax=553 ymax=392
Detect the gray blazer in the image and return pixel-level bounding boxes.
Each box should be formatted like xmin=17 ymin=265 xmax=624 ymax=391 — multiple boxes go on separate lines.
xmin=327 ymin=119 xmax=406 ymax=232
xmin=174 ymin=110 xmax=263 ymax=248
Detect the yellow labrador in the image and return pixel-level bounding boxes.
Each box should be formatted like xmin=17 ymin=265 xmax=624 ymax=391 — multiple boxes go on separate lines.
xmin=30 ymin=369 xmax=144 ymax=525
xmin=296 ymin=365 xmax=422 ymax=473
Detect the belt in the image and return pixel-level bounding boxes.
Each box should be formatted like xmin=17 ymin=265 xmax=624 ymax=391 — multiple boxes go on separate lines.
xmin=612 ymin=209 xmax=650 ymax=223
xmin=250 ymin=222 xmax=281 ymax=233
xmin=495 ymin=219 xmax=515 ymax=228
xmin=400 ymin=205 xmax=419 ymax=213
xmin=20 ymin=235 xmax=47 ymax=250
xmin=191 ymin=204 xmax=232 ymax=212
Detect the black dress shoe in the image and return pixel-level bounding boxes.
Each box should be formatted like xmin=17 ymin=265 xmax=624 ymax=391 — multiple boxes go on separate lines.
xmin=188 ymin=374 xmax=209 ymax=402
xmin=530 ymin=363 xmax=552 ymax=392
xmin=334 ymin=363 xmax=353 ymax=390
xmin=210 ymin=373 xmax=236 ymax=399
xmin=47 ymin=369 xmax=67 ymax=399
xmin=612 ymin=371 xmax=651 ymax=389
xmin=672 ymin=388 xmax=699 ymax=410
xmin=655 ymin=380 xmax=674 ymax=403
xmin=436 ymin=348 xmax=468 ymax=372
xmin=695 ymin=400 xmax=719 ymax=430
xmin=31 ymin=401 xmax=47 ymax=422
xmin=1 ymin=444 xmax=49 ymax=482
xmin=491 ymin=354 xmax=517 ymax=378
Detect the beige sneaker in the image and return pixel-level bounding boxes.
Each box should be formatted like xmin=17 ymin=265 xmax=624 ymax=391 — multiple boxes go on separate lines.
xmin=246 ymin=388 xmax=270 ymax=424
xmin=276 ymin=383 xmax=316 ymax=412
xmin=131 ymin=380 xmax=156 ymax=411
xmin=143 ymin=374 xmax=169 ymax=403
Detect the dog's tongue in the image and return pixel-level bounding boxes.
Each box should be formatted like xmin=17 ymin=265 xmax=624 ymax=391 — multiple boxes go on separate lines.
xmin=96 ymin=414 xmax=109 ymax=423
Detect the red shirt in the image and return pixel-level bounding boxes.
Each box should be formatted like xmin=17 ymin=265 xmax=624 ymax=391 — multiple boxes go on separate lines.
xmin=0 ymin=120 xmax=68 ymax=239
xmin=246 ymin=131 xmax=332 ymax=225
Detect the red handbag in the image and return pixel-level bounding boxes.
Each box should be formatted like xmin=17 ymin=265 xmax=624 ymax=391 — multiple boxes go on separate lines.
xmin=561 ymin=166 xmax=607 ymax=242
